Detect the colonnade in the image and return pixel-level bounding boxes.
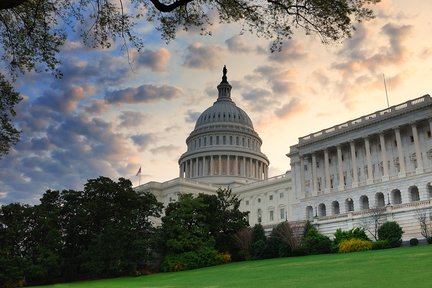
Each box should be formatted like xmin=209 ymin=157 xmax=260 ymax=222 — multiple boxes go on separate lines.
xmin=179 ymin=154 xmax=269 ymax=180
xmin=297 ymin=120 xmax=431 ymax=198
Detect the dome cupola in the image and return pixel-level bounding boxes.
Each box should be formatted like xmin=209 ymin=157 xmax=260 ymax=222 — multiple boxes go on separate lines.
xmin=178 ymin=66 xmax=270 ymax=186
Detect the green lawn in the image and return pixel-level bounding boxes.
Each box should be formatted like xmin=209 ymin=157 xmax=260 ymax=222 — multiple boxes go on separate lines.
xmin=34 ymin=245 xmax=432 ymax=288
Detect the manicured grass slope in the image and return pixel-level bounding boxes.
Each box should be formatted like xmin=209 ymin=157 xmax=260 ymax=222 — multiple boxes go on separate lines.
xmin=36 ymin=246 xmax=432 ymax=288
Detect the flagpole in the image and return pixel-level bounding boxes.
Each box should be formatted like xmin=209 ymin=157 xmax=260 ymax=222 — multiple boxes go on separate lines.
xmin=383 ymin=74 xmax=390 ymax=108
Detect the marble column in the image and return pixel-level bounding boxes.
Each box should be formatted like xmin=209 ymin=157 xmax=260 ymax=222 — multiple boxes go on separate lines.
xmin=210 ymin=155 xmax=214 ymax=176
xmin=243 ymin=157 xmax=246 ymax=177
xmin=337 ymin=145 xmax=344 ymax=191
xmin=412 ymin=123 xmax=424 ymax=172
xmin=379 ymin=133 xmax=389 ymax=180
xmin=300 ymin=157 xmax=305 ymax=195
xmin=350 ymin=141 xmax=358 ymax=188
xmin=235 ymin=156 xmax=239 ymax=176
xmin=395 ymin=128 xmax=406 ymax=176
xmin=203 ymin=157 xmax=206 ymax=176
xmin=312 ymin=153 xmax=318 ymax=196
xmin=218 ymin=155 xmax=222 ymax=175
xmin=324 ymin=149 xmax=331 ymax=192
xmin=364 ymin=137 xmax=373 ymax=184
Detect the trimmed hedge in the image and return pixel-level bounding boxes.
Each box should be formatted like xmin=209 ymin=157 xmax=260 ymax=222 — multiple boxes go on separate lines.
xmin=409 ymin=238 xmax=419 ymax=246
xmin=338 ymin=239 xmax=372 ymax=253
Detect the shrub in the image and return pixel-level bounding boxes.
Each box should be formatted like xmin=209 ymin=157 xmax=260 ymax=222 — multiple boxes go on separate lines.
xmin=333 ymin=227 xmax=369 ymax=250
xmin=409 ymin=238 xmax=419 ymax=246
xmin=160 ymin=246 xmax=220 ymax=272
xmin=301 ymin=222 xmax=332 ymax=255
xmin=371 ymin=240 xmax=390 ymax=250
xmin=378 ymin=221 xmax=404 ymax=248
xmin=338 ymin=238 xmax=372 ymax=253
xmin=215 ymin=252 xmax=232 ymax=264
xmin=427 ymin=237 xmax=432 ymax=244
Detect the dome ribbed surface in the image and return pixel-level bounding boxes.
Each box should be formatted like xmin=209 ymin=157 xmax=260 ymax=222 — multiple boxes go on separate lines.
xmin=195 ymin=101 xmax=253 ymax=129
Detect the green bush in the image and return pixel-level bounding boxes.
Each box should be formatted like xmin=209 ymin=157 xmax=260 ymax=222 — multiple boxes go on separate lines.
xmin=371 ymin=240 xmax=390 ymax=250
xmin=427 ymin=237 xmax=432 ymax=244
xmin=409 ymin=238 xmax=419 ymax=246
xmin=333 ymin=227 xmax=369 ymax=250
xmin=301 ymin=222 xmax=332 ymax=255
xmin=338 ymin=238 xmax=372 ymax=253
xmin=378 ymin=221 xmax=404 ymax=248
xmin=160 ymin=246 xmax=220 ymax=272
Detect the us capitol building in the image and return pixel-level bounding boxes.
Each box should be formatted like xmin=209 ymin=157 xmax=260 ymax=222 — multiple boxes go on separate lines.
xmin=136 ymin=67 xmax=432 ymax=240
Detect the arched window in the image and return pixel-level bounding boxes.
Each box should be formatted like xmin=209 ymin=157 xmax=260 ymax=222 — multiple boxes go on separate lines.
xmin=391 ymin=189 xmax=402 ymax=204
xmin=375 ymin=192 xmax=385 ymax=207
xmin=257 ymin=209 xmax=262 ymax=223
xmin=409 ymin=186 xmax=420 ymax=202
xmin=345 ymin=198 xmax=354 ymax=212
xmin=331 ymin=201 xmax=340 ymax=215
xmin=428 ymin=183 xmax=432 ymax=199
xmin=360 ymin=195 xmax=369 ymax=210
xmin=306 ymin=206 xmax=314 ymax=220
xmin=318 ymin=203 xmax=326 ymax=217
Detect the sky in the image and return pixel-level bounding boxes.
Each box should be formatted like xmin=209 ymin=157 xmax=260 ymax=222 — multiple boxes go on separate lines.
xmin=1 ymin=0 xmax=432 ymax=204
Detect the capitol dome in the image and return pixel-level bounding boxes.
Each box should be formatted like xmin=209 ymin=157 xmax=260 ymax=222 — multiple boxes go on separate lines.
xmin=178 ymin=66 xmax=269 ymax=186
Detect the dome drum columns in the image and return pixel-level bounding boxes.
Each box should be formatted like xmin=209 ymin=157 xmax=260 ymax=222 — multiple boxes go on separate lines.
xmin=179 ymin=155 xmax=268 ymax=180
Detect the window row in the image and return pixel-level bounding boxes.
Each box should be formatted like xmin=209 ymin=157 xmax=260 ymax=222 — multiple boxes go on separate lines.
xmin=306 ymin=184 xmax=431 ymax=220
xmin=188 ymin=134 xmax=260 ymax=152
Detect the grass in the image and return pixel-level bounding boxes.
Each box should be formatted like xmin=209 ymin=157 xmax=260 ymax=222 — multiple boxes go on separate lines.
xmin=34 ymin=245 xmax=432 ymax=288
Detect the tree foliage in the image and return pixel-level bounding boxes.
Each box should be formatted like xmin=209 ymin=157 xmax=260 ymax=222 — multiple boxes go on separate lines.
xmin=0 ymin=0 xmax=380 ymax=79
xmin=0 ymin=0 xmax=379 ymax=154
xmin=0 ymin=74 xmax=21 ymax=158
xmin=0 ymin=176 xmax=163 ymax=287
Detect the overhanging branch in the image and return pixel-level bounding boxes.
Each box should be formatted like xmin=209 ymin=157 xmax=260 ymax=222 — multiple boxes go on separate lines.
xmin=149 ymin=0 xmax=195 ymax=12
xmin=0 ymin=0 xmax=28 ymax=10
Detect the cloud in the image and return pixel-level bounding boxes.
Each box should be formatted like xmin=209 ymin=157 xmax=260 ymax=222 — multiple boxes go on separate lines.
xmin=135 ymin=48 xmax=171 ymax=72
xmin=275 ymin=98 xmax=306 ymax=119
xmin=333 ymin=23 xmax=413 ymax=76
xmin=268 ymin=41 xmax=308 ymax=63
xmin=117 ymin=111 xmax=148 ymax=128
xmin=131 ymin=133 xmax=156 ymax=150
xmin=150 ymin=144 xmax=181 ymax=155
xmin=185 ymin=110 xmax=201 ymax=123
xmin=183 ymin=42 xmax=223 ymax=69
xmin=105 ymin=84 xmax=182 ymax=104
xmin=225 ymin=35 xmax=252 ymax=53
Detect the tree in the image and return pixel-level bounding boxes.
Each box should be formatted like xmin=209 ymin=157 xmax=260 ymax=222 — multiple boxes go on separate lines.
xmin=360 ymin=206 xmax=386 ymax=241
xmin=0 ymin=203 xmax=31 ymax=287
xmin=415 ymin=208 xmax=432 ymax=239
xmin=0 ymin=0 xmax=379 ymax=153
xmin=159 ymin=193 xmax=219 ymax=271
xmin=198 ymin=188 xmax=249 ymax=253
xmin=0 ymin=74 xmax=21 ymax=158
xmin=251 ymin=224 xmax=267 ymax=259
xmin=0 ymin=0 xmax=380 ymax=78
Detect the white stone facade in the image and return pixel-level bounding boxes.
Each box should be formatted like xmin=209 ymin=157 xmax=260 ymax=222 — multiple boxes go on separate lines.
xmin=135 ymin=69 xmax=432 ymax=241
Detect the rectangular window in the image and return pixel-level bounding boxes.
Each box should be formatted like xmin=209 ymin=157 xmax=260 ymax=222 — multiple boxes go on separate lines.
xmin=223 ymin=136 xmax=226 ymax=145
xmin=216 ymin=136 xmax=219 ymax=145
xmin=245 ymin=200 xmax=249 ymax=206
xmin=410 ymin=136 xmax=414 ymax=143
xmin=269 ymin=195 xmax=273 ymax=201
xmin=269 ymin=210 xmax=274 ymax=221
xmin=427 ymin=131 xmax=431 ymax=138
xmin=280 ymin=192 xmax=284 ymax=198
xmin=280 ymin=208 xmax=285 ymax=220
xmin=210 ymin=136 xmax=213 ymax=145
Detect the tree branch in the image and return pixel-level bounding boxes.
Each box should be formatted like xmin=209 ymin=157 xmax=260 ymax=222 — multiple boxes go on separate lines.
xmin=149 ymin=0 xmax=195 ymax=13
xmin=0 ymin=0 xmax=28 ymax=10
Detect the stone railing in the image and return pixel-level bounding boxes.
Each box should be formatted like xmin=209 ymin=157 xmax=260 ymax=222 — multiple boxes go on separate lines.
xmin=298 ymin=94 xmax=431 ymax=145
